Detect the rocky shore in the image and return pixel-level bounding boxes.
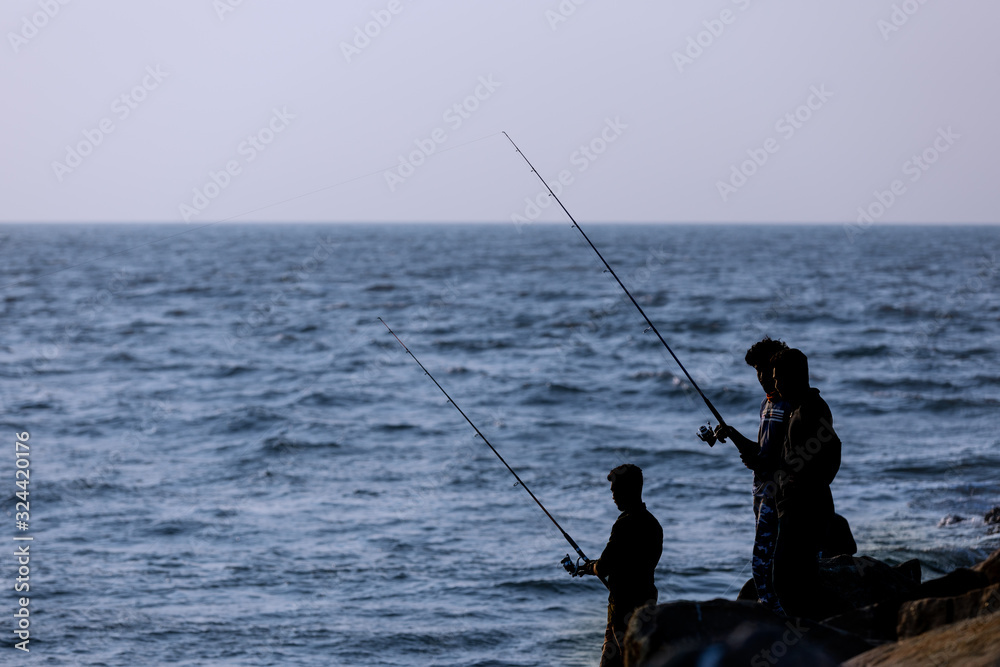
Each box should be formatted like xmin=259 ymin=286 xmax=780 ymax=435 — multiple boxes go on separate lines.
xmin=623 ymin=509 xmax=1000 ymax=666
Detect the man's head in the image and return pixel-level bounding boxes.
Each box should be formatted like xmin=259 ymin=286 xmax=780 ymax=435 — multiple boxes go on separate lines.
xmin=608 ymin=464 xmax=643 ymax=511
xmin=771 ymin=348 xmax=810 ymax=403
xmin=745 ymin=337 xmax=788 ymax=394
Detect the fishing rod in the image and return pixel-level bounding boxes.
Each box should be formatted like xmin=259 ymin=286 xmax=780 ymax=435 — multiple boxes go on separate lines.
xmin=502 ymin=131 xmax=728 ymax=447
xmin=378 ymin=317 xmax=608 ymax=587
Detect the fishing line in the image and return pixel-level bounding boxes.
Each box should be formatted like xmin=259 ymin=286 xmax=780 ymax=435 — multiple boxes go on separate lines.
xmin=502 ymin=131 xmax=729 ymax=441
xmin=378 ymin=317 xmax=610 ymax=591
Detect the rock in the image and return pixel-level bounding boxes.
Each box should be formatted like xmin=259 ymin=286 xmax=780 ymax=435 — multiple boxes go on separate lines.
xmin=822 ymin=602 xmax=902 ymax=642
xmin=897 ymin=582 xmax=1000 ymax=638
xmin=938 ymin=514 xmax=965 ymax=526
xmin=622 ymin=599 xmax=873 ymax=667
xmin=893 ymin=558 xmax=923 ymax=586
xmin=915 ymin=567 xmax=989 ymax=600
xmin=972 ymin=547 xmax=1000 ymax=585
xmin=639 ymin=624 xmax=841 ymax=667
xmin=736 ymin=577 xmax=756 ymax=602
xmin=985 ymin=507 xmax=1000 ymax=525
xmin=815 ymin=555 xmax=922 ymax=616
xmin=843 ymin=611 xmax=1000 ymax=667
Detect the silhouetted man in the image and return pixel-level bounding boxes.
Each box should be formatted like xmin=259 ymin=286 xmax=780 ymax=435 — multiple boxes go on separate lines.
xmin=715 ymin=337 xmax=790 ymax=614
xmin=770 ymin=348 xmax=842 ymax=620
xmin=577 ymin=464 xmax=662 ymax=667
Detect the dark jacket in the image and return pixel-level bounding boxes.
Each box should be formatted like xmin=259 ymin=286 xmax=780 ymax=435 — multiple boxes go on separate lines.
xmin=777 ymin=388 xmax=841 ymax=514
xmin=595 ymin=503 xmax=662 ymax=610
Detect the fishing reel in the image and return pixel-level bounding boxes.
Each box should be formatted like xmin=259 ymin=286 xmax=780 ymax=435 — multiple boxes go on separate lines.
xmin=561 ymin=554 xmax=589 ymax=577
xmin=697 ymin=422 xmax=727 ymax=447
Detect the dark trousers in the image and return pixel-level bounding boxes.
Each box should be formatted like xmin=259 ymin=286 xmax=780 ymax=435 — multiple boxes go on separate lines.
xmin=772 ymin=491 xmax=832 ymax=620
xmin=600 ymin=590 xmax=657 ymax=667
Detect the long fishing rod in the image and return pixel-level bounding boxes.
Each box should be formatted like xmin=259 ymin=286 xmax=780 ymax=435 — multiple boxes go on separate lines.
xmin=378 ymin=317 xmax=609 ymax=588
xmin=502 ymin=131 xmax=728 ymax=446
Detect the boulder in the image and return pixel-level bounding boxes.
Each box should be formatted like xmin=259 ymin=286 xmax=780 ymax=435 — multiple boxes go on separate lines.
xmin=972 ymin=547 xmax=1000 ymax=585
xmin=843 ymin=611 xmax=1000 ymax=667
xmin=914 ymin=567 xmax=988 ymax=600
xmin=736 ymin=577 xmax=757 ymax=602
xmin=985 ymin=507 xmax=1000 ymax=525
xmin=736 ymin=556 xmax=920 ymax=620
xmin=815 ymin=555 xmax=922 ymax=616
xmin=821 ymin=602 xmax=901 ymax=642
xmin=622 ymin=599 xmax=873 ymax=667
xmin=897 ymin=582 xmax=1000 ymax=639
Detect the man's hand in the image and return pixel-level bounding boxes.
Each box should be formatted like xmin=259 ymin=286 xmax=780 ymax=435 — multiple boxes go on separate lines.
xmin=714 ymin=424 xmax=735 ymax=443
xmin=738 ymin=448 xmax=761 ymax=471
xmin=577 ymin=559 xmax=597 ymax=577
xmin=717 ymin=425 xmax=756 ymax=452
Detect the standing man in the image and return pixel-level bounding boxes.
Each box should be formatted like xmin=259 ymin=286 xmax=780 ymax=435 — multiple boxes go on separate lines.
xmin=769 ymin=348 xmax=842 ymax=620
xmin=715 ymin=337 xmax=790 ymax=615
xmin=576 ymin=464 xmax=662 ymax=667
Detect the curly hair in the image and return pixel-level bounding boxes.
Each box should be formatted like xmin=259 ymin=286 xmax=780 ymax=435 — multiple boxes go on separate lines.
xmin=744 ymin=337 xmax=788 ymax=369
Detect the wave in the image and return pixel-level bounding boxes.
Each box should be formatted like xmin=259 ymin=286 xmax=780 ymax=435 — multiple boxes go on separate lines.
xmin=849 ymin=377 xmax=957 ymax=392
xmin=433 ymin=338 xmax=513 ymax=351
xmin=260 ymin=435 xmax=339 ymax=451
xmin=833 ymin=344 xmax=892 ymax=359
xmin=375 ymin=422 xmax=418 ymax=431
xmin=215 ymin=364 xmax=256 ymax=377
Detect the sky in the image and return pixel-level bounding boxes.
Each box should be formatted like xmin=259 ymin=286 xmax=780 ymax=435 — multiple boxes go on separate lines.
xmin=2 ymin=0 xmax=999 ymax=224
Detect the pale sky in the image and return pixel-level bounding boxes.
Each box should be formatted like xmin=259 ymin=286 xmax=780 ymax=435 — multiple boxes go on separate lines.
xmin=3 ymin=1 xmax=998 ymax=224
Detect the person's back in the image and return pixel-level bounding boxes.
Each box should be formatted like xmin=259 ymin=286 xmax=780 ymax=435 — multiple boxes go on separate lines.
xmin=780 ymin=387 xmax=841 ymax=498
xmin=771 ymin=349 xmax=843 ymax=620
xmin=597 ymin=502 xmax=662 ymax=612
xmin=577 ymin=464 xmax=662 ymax=667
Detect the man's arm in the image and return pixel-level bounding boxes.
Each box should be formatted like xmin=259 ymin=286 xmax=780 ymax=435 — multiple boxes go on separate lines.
xmin=580 ymin=517 xmax=626 ymax=578
xmin=716 ymin=425 xmax=763 ymax=470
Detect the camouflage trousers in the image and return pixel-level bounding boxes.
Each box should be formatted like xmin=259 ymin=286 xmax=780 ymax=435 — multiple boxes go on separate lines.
xmin=753 ymin=491 xmax=784 ymax=615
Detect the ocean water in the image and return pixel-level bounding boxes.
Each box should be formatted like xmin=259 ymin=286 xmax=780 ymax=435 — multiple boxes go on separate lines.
xmin=0 ymin=222 xmax=998 ymax=666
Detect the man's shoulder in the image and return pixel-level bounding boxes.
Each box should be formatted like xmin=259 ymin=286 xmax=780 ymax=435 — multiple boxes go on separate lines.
xmin=800 ymin=389 xmax=832 ymax=417
xmin=618 ymin=505 xmax=661 ymax=528
xmin=636 ymin=505 xmax=663 ymax=535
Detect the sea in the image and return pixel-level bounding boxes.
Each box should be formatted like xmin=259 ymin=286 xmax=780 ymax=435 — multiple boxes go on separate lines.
xmin=0 ymin=223 xmax=997 ymax=666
